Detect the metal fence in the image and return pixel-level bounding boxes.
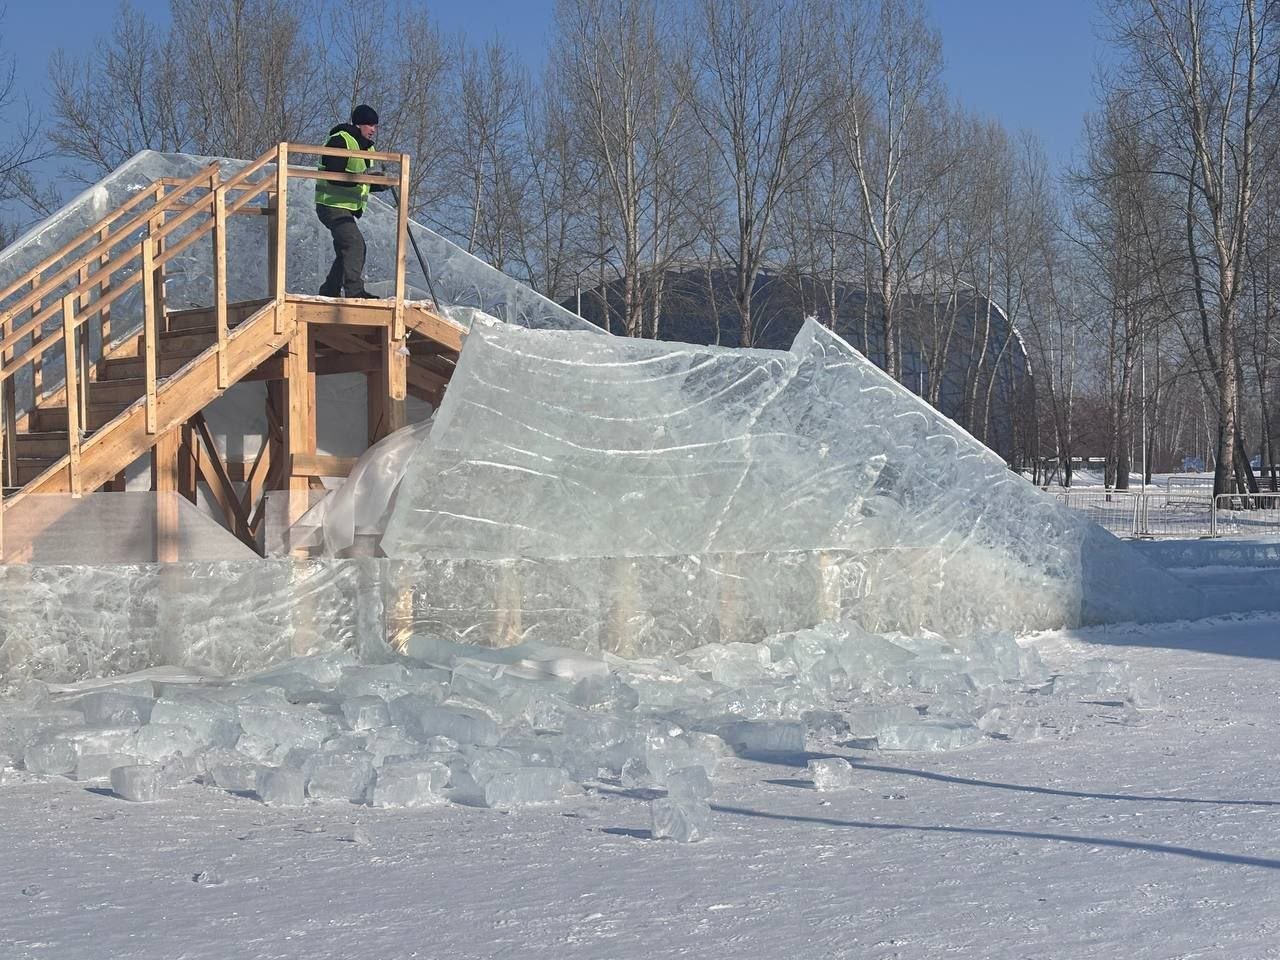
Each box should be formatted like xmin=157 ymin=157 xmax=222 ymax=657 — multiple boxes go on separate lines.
xmin=1051 ymin=487 xmax=1280 ymax=539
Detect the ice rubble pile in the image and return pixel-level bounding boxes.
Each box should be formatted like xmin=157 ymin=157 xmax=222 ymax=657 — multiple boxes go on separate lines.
xmin=0 ymin=619 xmax=1159 ymax=840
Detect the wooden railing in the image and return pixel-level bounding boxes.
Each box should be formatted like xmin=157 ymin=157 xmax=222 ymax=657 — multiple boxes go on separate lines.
xmin=0 ymin=141 xmax=413 ymax=512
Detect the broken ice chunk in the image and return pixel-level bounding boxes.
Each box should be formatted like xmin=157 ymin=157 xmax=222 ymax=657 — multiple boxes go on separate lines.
xmin=876 ymin=719 xmax=980 ymax=752
xmin=666 ymin=765 xmax=712 ymax=801
xmin=237 ymin=705 xmax=338 ymax=755
xmin=78 ymin=691 xmax=154 ymax=727
xmin=389 ymin=697 xmax=499 ymax=746
xmin=480 ymin=766 xmax=569 ymax=809
xmin=650 ymin=797 xmax=711 ymax=842
xmin=23 ymin=736 xmax=78 ymax=776
xmin=371 ymin=760 xmax=449 ymax=808
xmin=150 ymin=696 xmax=240 ymax=747
xmin=341 ymin=696 xmax=390 ymax=731
xmin=807 ymin=757 xmax=854 ymax=790
xmin=74 ymin=754 xmax=133 ymax=781
xmin=135 ymin=723 xmax=212 ymax=761
xmin=304 ymin=751 xmax=376 ymax=803
xmin=110 ymin=764 xmax=164 ymax=802
xmin=717 ymin=720 xmax=805 ymax=755
xmin=256 ymin=766 xmax=306 ymax=806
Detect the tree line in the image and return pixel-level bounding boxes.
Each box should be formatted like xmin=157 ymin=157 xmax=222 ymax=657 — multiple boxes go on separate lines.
xmin=1 ymin=0 xmax=1277 ymax=494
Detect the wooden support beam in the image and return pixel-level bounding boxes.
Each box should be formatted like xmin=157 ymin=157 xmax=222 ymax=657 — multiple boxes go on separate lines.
xmin=291 ymin=453 xmax=358 ymax=479
xmin=378 ymin=325 xmax=407 ymax=440
xmin=151 ymin=426 xmax=181 ymax=563
xmin=282 ymin=321 xmax=314 ymax=497
xmin=178 ymin=420 xmax=199 ymax=503
xmin=192 ymin=413 xmax=255 ymax=549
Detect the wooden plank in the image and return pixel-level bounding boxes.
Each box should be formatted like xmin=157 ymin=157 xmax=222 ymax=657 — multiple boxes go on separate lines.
xmin=273 ymin=144 xmax=288 ymax=331
xmin=61 ymin=295 xmax=82 ymax=496
xmin=1 ymin=299 xmax=14 ymax=488
xmin=293 ymin=301 xmax=396 ymax=327
xmin=283 ymin=319 xmax=313 ymax=495
xmin=97 ymin=225 xmax=113 ymax=356
xmin=291 ymin=453 xmax=358 ymax=478
xmin=192 ymin=412 xmax=254 ymax=547
xmin=178 ymin=420 xmax=199 ymax=503
xmin=30 ymin=276 xmax=43 ymax=399
xmin=151 ymin=429 xmax=181 ymax=563
xmin=287 ymin=169 xmax=398 ymax=187
xmin=142 ymin=238 xmax=158 ymax=433
xmin=293 ymin=144 xmax=403 ymax=164
xmin=380 ymin=325 xmax=407 ymax=437
xmin=214 ymin=182 xmax=229 ymax=387
xmin=393 ymin=154 xmax=410 ymax=341
xmin=151 ymin=208 xmax=168 ymax=331
xmin=405 ymin=304 xmax=466 ymax=353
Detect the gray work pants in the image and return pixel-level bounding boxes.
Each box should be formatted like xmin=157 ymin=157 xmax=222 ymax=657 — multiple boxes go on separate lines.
xmin=316 ymin=204 xmax=369 ymax=297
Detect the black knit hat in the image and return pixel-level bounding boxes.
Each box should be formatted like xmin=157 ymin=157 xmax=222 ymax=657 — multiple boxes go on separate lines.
xmin=351 ymin=104 xmax=379 ymax=126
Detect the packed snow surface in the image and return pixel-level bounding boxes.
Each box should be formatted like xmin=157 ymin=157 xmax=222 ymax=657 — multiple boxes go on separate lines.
xmin=2 ymin=611 xmax=1279 ymax=958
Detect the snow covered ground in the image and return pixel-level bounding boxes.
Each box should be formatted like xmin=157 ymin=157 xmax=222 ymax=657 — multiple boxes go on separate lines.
xmin=3 ymin=607 xmax=1280 ymax=957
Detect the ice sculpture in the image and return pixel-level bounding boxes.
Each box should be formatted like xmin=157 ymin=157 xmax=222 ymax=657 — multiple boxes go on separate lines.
xmin=382 ymin=317 xmax=1205 ymax=635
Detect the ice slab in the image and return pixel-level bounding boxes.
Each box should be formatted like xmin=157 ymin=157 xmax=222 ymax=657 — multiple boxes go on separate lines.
xmin=110 ymin=764 xmax=164 ymax=802
xmin=371 ymin=759 xmax=449 ymax=808
xmin=257 ymin=766 xmax=306 ymax=806
xmin=808 ymin=757 xmax=855 ymax=790
xmin=382 ymin=318 xmax=1207 ymax=637
xmin=650 ymin=797 xmax=711 ymax=842
xmin=304 ymin=751 xmax=375 ymax=803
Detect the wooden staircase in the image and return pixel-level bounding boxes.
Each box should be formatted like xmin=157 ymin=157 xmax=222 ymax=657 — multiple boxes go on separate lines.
xmin=0 ymin=142 xmax=467 ymax=561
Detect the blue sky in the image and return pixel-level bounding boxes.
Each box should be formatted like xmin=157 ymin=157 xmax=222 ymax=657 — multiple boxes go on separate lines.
xmin=5 ymin=0 xmax=1103 ymax=173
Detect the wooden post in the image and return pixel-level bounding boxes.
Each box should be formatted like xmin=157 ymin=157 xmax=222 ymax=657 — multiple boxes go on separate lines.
xmin=76 ymin=261 xmax=90 ymax=427
xmin=97 ymin=225 xmax=112 ymax=353
xmin=151 ymin=208 xmax=168 ymax=332
xmin=142 ymin=238 xmax=158 ymax=434
xmin=273 ymin=144 xmax=289 ymax=333
xmin=380 ymin=325 xmax=407 ymax=437
xmin=151 ymin=426 xmax=181 ymax=562
xmin=283 ymin=321 xmax=314 ymax=499
xmin=1 ymin=307 xmax=15 ymax=489
xmin=62 ymin=294 xmax=82 ymax=497
xmin=393 ymin=154 xmax=410 ymax=341
xmin=213 ymin=180 xmax=229 ymax=388
xmin=30 ymin=277 xmax=43 ymax=400
xmin=0 ymin=374 xmax=6 ymax=560
xmin=178 ymin=420 xmax=199 ymax=503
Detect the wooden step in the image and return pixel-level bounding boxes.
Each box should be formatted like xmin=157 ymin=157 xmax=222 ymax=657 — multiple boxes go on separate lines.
xmin=14 ymin=457 xmax=58 ymax=485
xmin=166 ymin=298 xmax=272 ymax=333
xmin=30 ymin=402 xmax=129 ymax=432
xmin=100 ymin=354 xmax=199 ymax=381
xmin=86 ymin=377 xmax=146 ymax=406
xmin=10 ymin=431 xmax=81 ymax=459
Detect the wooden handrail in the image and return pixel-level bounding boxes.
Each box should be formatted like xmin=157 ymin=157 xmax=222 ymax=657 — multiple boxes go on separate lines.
xmin=0 ymin=140 xmax=415 ymax=506
xmin=0 ymin=181 xmax=163 ymax=307
xmin=0 ymin=162 xmax=220 ymax=323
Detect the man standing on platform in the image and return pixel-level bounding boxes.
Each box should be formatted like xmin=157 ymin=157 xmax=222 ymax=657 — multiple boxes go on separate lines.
xmin=315 ymin=104 xmax=387 ymax=298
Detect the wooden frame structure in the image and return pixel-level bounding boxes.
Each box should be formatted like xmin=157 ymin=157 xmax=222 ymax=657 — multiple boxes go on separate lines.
xmin=0 ymin=143 xmax=466 ymax=562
